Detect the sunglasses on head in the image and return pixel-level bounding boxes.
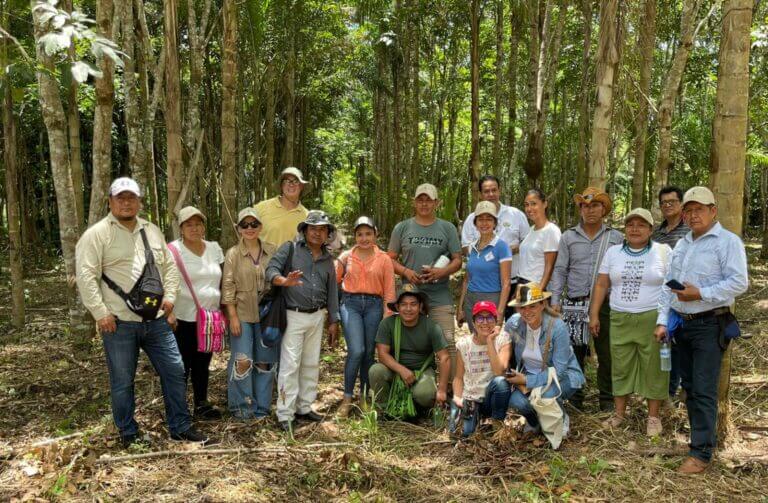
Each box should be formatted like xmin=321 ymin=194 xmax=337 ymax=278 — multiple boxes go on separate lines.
xmin=238 ymin=220 xmax=261 ymax=229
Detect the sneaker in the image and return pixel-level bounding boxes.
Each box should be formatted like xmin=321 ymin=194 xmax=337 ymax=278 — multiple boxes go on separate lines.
xmin=646 ymin=416 xmax=663 ymax=437
xmin=120 ymin=432 xmax=147 ymax=449
xmin=170 ymin=426 xmax=211 ymax=444
xmin=678 ymin=456 xmax=708 ymax=474
xmin=336 ymin=398 xmax=353 ymax=419
xmin=195 ymin=402 xmax=223 ymax=420
xmin=601 ymin=414 xmax=625 ymax=428
xmin=296 ymin=411 xmax=324 ymax=422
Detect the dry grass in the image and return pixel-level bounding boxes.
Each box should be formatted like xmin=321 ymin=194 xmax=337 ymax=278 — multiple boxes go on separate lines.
xmin=0 ymin=246 xmax=767 ymax=501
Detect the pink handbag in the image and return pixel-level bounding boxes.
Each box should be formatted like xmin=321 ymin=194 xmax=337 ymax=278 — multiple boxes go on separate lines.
xmin=168 ymin=243 xmax=226 ymax=353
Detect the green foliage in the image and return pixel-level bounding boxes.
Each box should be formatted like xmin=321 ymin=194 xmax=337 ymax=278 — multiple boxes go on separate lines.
xmin=321 ymin=165 xmax=359 ymax=226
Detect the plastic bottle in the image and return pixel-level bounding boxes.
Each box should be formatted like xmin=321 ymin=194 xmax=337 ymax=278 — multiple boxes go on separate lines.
xmin=660 ymin=342 xmax=672 ymax=372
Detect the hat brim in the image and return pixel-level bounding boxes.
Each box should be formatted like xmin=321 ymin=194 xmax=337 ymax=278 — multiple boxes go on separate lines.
xmin=297 ymin=222 xmax=337 ymax=235
xmin=574 ymin=193 xmax=612 ymax=214
xmin=507 ymin=291 xmax=552 ymax=308
xmin=623 ymin=214 xmax=653 ymax=226
xmin=387 ymin=291 xmax=429 ymax=313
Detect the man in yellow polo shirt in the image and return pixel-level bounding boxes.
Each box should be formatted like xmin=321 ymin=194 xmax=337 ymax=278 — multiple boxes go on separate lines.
xmin=255 ymin=167 xmax=310 ymax=248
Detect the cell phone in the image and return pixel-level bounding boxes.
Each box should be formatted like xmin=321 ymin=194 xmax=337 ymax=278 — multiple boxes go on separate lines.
xmin=666 ymin=279 xmax=685 ymax=290
xmin=505 ymin=368 xmax=516 ymax=377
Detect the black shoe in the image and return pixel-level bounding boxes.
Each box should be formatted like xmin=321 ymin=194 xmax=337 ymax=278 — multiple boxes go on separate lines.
xmin=278 ymin=420 xmax=293 ymax=432
xmin=599 ymin=401 xmax=615 ymax=413
xmin=195 ymin=403 xmax=223 ymax=420
xmin=295 ymin=411 xmax=324 ymax=422
xmin=171 ymin=426 xmax=211 ymax=444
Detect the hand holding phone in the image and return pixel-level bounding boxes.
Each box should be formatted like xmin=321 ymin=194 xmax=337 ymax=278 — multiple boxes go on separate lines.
xmin=666 ymin=279 xmax=685 ymax=290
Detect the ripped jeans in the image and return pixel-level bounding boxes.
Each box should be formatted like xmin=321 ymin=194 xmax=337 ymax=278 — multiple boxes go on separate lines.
xmin=227 ymin=321 xmax=279 ymax=419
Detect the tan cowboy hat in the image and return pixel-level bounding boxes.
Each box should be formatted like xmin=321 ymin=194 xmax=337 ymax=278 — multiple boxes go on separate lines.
xmin=508 ymin=282 xmax=552 ymax=308
xmin=574 ymin=187 xmax=612 ymax=215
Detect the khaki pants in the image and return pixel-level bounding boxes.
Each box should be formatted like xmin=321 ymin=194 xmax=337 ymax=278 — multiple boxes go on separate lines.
xmin=429 ymin=304 xmax=456 ymax=381
xmin=368 ymin=363 xmax=437 ymax=408
xmin=276 ymin=309 xmax=327 ymax=422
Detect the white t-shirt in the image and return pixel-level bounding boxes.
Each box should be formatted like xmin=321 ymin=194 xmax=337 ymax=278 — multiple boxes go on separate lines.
xmin=518 ymin=222 xmax=561 ymax=284
xmin=462 ymin=204 xmax=530 ymax=278
xmin=521 ymin=325 xmax=544 ymax=374
xmin=456 ymin=333 xmax=511 ymax=401
xmin=598 ymin=241 xmax=671 ymax=313
xmin=170 ymin=239 xmax=225 ymax=322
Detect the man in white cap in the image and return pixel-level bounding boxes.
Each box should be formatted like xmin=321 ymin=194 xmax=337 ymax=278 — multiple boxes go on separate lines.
xmin=388 ymin=183 xmax=462 ymax=378
xmin=255 ymin=167 xmax=310 ymax=248
xmin=655 ymin=186 xmax=748 ymax=474
xmin=76 ymin=177 xmax=209 ymax=447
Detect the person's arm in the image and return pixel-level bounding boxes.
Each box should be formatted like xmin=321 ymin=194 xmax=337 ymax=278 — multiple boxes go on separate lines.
xmin=540 ymin=252 xmax=557 ymax=290
xmin=487 ymin=327 xmax=511 ymax=375
xmin=221 ymin=250 xmax=242 ymax=336
xmin=75 ymin=228 xmax=114 ymax=331
xmin=158 ymin=231 xmax=179 ymax=315
xmin=435 ymin=348 xmax=450 ymax=405
xmin=698 ymin=235 xmax=749 ymax=302
xmin=376 ymin=343 xmax=416 ymax=385
xmin=422 ymin=252 xmax=462 ymax=283
xmin=589 ymin=274 xmax=610 ymax=337
xmin=382 ymin=254 xmax=397 ymax=317
xmin=452 ymin=351 xmax=466 ymax=407
xmin=456 ymin=270 xmax=469 ymax=325
xmin=497 ymin=260 xmax=512 ymax=325
xmin=326 ymin=260 xmax=340 ymax=346
xmin=548 ymin=236 xmax=570 ymax=309
xmin=267 ymin=242 xmax=303 ymax=287
xmin=524 ymin=322 xmax=572 ymax=389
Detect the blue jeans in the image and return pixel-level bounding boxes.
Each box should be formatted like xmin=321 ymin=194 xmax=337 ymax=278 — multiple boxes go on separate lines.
xmin=449 ymin=376 xmax=511 ymax=437
xmin=340 ymin=294 xmax=383 ymax=398
xmin=101 ymin=318 xmax=192 ymax=437
xmin=508 ymin=375 xmax=576 ymax=429
xmin=228 ymin=321 xmax=279 ymax=419
xmin=677 ymin=316 xmax=724 ymax=462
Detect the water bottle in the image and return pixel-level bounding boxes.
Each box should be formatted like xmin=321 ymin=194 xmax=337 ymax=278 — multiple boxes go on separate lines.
xmin=660 ymin=342 xmax=672 ymax=372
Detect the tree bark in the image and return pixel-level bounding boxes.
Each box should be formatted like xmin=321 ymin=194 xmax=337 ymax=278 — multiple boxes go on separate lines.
xmin=164 ymin=0 xmax=183 ymax=235
xmin=32 ymin=1 xmax=92 ymax=339
xmin=587 ymin=0 xmax=621 ymax=189
xmin=220 ymin=0 xmax=238 ymax=248
xmin=505 ymin=0 xmax=521 ymax=185
xmin=492 ymin=0 xmax=504 ymax=179
xmin=709 ymin=0 xmax=753 ymax=446
xmin=469 ymin=0 xmax=481 ymax=205
xmin=264 ymin=62 xmax=276 ymax=198
xmin=630 ymin=0 xmax=657 ymax=209
xmin=64 ymin=0 xmax=83 ymax=228
xmin=575 ymin=0 xmax=592 ymax=195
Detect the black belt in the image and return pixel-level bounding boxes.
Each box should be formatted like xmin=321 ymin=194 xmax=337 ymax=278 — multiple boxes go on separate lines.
xmin=344 ymin=293 xmax=381 ymax=299
xmin=288 ymin=306 xmax=324 ymax=314
xmin=680 ymin=307 xmax=730 ymax=321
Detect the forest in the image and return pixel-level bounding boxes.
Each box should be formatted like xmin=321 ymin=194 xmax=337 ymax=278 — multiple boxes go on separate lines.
xmin=1 ymin=0 xmax=767 ymax=500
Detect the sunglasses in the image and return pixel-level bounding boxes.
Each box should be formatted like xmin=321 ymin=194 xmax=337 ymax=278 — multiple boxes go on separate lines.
xmin=473 ymin=315 xmax=496 ymax=324
xmin=238 ymin=220 xmax=261 ymax=229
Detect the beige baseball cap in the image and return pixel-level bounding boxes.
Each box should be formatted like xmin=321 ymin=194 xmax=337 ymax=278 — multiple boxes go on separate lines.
xmin=414 ymin=183 xmax=438 ymax=200
xmin=280 ymin=166 xmax=308 ymax=184
xmin=177 ymin=206 xmax=206 ymax=225
xmin=237 ymin=207 xmax=262 ymax=224
xmin=474 ymin=200 xmax=498 ymax=219
xmin=624 ymin=208 xmax=653 ymax=227
xmin=682 ymin=186 xmax=716 ymax=207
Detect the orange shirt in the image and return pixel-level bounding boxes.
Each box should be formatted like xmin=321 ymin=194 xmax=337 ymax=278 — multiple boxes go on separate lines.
xmin=336 ymin=246 xmax=396 ymax=312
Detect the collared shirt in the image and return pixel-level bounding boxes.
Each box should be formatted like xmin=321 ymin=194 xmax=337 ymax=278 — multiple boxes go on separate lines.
xmin=254 ymin=196 xmax=309 ymax=248
xmin=549 ymin=223 xmax=623 ymax=306
xmin=336 ymin=245 xmax=397 ymax=304
xmin=221 ymin=238 xmax=276 ymax=323
xmin=656 ymin=222 xmax=748 ymax=326
xmin=466 ymin=235 xmax=512 ymax=292
xmin=75 ymin=213 xmax=180 ymax=322
xmin=461 ymin=203 xmax=530 ymax=278
xmin=652 ymin=218 xmax=690 ymax=249
xmin=266 ymin=239 xmax=339 ymax=323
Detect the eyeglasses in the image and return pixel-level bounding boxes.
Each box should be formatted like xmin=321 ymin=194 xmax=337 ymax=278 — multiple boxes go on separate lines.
xmin=660 ymin=199 xmax=680 ymax=207
xmin=473 ymin=315 xmax=496 ymax=324
xmin=282 ymin=178 xmax=301 ymax=186
xmin=238 ymin=221 xmax=261 ymax=229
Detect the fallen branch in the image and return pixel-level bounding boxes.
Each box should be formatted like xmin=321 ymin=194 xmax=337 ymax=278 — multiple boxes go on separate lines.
xmin=31 ymin=432 xmax=85 ymax=447
xmin=630 ymin=447 xmax=687 ymax=457
xmin=95 ymin=441 xmax=352 ymax=464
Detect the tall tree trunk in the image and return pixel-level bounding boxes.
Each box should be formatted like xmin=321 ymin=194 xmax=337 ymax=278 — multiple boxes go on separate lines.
xmin=2 ymin=10 xmax=24 ymax=328
xmin=630 ymin=0 xmax=657 ymax=209
xmin=164 ymin=0 xmax=183 ymax=233
xmin=492 ymin=0 xmax=504 ymax=178
xmin=408 ymin=1 xmax=420 ymax=191
xmin=709 ymin=0 xmax=753 ymax=445
xmin=264 ymin=62 xmax=276 ymax=197
xmin=575 ymin=0 xmax=592 ymax=194
xmin=88 ymin=0 xmax=115 ymax=227
xmin=505 ymin=0 xmax=521 ymax=185
xmin=587 ymin=0 xmax=621 ymax=189
xmin=469 ymin=0 xmax=481 ymax=205
xmin=652 ymin=0 xmax=708 ymax=217
xmin=32 ymin=1 xmax=91 ymax=339
xmin=761 ymin=163 xmax=768 ymax=259
xmin=284 ymin=38 xmax=296 ymax=168
xmin=220 ymin=0 xmax=238 ymax=248
xmin=64 ymin=0 xmax=84 ymax=228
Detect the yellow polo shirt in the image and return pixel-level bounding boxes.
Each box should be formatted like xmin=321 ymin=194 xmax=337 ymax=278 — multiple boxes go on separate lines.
xmin=254 ymin=196 xmax=308 ymax=248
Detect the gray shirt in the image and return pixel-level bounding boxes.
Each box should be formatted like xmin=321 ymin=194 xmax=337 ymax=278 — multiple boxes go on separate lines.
xmin=652 ymin=219 xmax=690 ymax=249
xmin=549 ymin=223 xmax=623 ymax=306
xmin=266 ymin=239 xmax=339 ymax=323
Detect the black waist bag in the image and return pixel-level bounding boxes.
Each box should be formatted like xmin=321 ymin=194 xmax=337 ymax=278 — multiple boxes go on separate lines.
xmin=102 ymin=228 xmax=165 ymax=320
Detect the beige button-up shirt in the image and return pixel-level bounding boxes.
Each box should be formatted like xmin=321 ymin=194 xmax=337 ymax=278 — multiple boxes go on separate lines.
xmin=75 ymin=213 xmax=180 ymax=322
xmin=221 ymin=238 xmax=276 ymax=323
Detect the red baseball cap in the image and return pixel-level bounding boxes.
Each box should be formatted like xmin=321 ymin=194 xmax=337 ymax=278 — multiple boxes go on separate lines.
xmin=472 ymin=301 xmax=498 ymax=319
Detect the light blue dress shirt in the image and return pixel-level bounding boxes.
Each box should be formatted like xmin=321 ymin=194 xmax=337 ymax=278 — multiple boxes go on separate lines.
xmin=657 ymin=222 xmax=748 ymax=326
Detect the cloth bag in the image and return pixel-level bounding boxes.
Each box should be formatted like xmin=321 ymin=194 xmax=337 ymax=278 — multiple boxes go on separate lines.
xmin=529 ymin=367 xmax=565 ymax=449
xmin=261 ymin=242 xmax=295 ymax=348
xmin=168 ymin=243 xmax=225 ymax=353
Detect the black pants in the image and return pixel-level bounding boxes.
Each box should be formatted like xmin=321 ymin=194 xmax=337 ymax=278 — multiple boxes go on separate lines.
xmin=678 ymin=315 xmax=724 ymax=462
xmin=174 ymin=320 xmax=213 ymax=407
xmin=572 ymin=302 xmax=613 ymax=408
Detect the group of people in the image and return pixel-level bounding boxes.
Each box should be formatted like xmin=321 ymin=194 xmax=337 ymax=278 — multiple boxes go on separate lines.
xmin=75 ymin=167 xmax=748 ymax=476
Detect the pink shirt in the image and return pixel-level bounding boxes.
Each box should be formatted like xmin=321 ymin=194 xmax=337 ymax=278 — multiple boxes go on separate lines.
xmin=336 ymin=246 xmax=396 ymax=315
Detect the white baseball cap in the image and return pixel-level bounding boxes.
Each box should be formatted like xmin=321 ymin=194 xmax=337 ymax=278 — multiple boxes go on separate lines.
xmin=109 ymin=177 xmax=141 ymax=197
xmin=414 ymin=183 xmax=438 ymax=200
xmin=682 ymin=186 xmax=716 ymax=207
xmin=624 ymin=208 xmax=654 ymax=227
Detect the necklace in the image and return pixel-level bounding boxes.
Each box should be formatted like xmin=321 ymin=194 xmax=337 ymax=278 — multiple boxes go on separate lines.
xmin=622 ymin=241 xmax=651 ymax=257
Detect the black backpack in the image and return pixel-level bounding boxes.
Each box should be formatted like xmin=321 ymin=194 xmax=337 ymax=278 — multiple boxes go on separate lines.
xmin=102 ymin=228 xmax=165 ymax=320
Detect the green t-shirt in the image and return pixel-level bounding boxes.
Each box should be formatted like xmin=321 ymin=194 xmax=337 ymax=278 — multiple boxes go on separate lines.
xmin=375 ymin=315 xmax=448 ymax=371
xmin=387 ymin=217 xmax=462 ymax=307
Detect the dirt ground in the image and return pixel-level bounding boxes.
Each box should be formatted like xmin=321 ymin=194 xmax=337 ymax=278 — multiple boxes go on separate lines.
xmin=0 ymin=245 xmax=766 ymax=502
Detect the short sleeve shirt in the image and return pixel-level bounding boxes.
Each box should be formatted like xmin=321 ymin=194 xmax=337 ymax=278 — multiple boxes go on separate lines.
xmin=388 ymin=218 xmax=462 ymax=307
xmin=598 ymin=242 xmax=671 ymax=313
xmin=375 ymin=315 xmax=448 ymax=370
xmin=456 ymin=333 xmax=511 ymax=401
xmin=171 ymin=239 xmax=225 ymax=322
xmin=518 ymin=222 xmax=561 ymax=284
xmin=467 ymin=236 xmax=513 ymax=293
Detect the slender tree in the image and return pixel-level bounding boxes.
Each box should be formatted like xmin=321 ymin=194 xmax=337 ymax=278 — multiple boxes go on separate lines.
xmin=469 ymin=0 xmax=481 ymax=204
xmin=220 ymin=0 xmax=238 ymax=248
xmin=575 ymin=0 xmax=591 ymax=195
xmin=164 ymin=0 xmax=183 ymax=232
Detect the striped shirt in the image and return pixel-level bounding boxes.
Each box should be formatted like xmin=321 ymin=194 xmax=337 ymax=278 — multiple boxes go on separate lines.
xmin=652 ymin=219 xmax=690 ymax=249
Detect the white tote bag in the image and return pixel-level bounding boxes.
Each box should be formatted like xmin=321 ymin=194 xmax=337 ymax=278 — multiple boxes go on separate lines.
xmin=529 ymin=367 xmax=564 ymax=449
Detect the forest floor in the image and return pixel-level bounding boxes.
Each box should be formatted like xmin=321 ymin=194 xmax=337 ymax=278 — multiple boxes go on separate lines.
xmin=0 ymin=245 xmax=767 ymax=502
